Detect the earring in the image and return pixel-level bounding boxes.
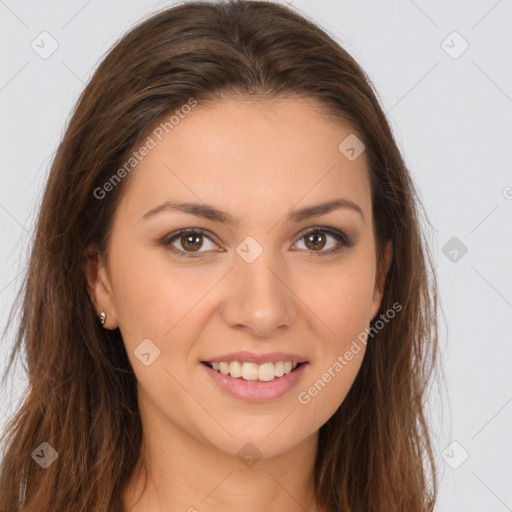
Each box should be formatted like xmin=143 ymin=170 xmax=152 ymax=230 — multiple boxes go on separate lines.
xmin=98 ymin=311 xmax=106 ymax=325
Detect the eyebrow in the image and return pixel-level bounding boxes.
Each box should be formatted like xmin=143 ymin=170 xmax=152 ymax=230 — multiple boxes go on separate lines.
xmin=142 ymin=198 xmax=364 ymax=224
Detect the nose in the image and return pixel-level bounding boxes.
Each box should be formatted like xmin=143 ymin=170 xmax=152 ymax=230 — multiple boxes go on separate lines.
xmin=220 ymin=246 xmax=297 ymax=338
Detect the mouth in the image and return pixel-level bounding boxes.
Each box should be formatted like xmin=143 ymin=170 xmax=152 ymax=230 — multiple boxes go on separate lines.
xmin=201 ymin=360 xmax=306 ymax=382
xmin=200 ymin=359 xmax=309 ymax=402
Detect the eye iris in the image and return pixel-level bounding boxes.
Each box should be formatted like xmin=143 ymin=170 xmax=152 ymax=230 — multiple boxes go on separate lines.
xmin=181 ymin=233 xmax=202 ymax=251
xmin=305 ymin=232 xmax=326 ymax=251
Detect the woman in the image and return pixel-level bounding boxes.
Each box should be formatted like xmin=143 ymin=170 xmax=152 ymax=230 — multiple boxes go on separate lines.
xmin=0 ymin=1 xmax=440 ymax=510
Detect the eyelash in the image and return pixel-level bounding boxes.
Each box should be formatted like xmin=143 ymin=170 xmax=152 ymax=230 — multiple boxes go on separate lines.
xmin=161 ymin=226 xmax=354 ymax=258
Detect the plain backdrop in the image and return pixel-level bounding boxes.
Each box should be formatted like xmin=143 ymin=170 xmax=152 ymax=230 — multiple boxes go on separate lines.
xmin=1 ymin=1 xmax=511 ymax=510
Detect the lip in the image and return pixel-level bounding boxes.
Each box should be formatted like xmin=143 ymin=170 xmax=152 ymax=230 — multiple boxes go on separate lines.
xmin=201 ymin=361 xmax=309 ymax=402
xmin=202 ymin=351 xmax=308 ymax=365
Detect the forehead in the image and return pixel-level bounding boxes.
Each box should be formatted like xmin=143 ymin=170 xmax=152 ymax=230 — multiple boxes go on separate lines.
xmin=118 ymin=97 xmax=372 ymax=224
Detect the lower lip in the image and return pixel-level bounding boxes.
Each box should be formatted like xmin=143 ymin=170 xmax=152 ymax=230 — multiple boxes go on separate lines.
xmin=201 ymin=362 xmax=309 ymax=402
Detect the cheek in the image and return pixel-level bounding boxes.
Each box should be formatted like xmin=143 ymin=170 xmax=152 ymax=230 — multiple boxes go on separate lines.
xmin=293 ymin=256 xmax=374 ymax=421
xmin=319 ymin=283 xmax=371 ymax=332
xmin=297 ymin=347 xmax=365 ymax=435
xmin=300 ymin=260 xmax=375 ymax=347
xmin=110 ymin=244 xmax=211 ymax=336
xmin=289 ymin=303 xmax=367 ymax=437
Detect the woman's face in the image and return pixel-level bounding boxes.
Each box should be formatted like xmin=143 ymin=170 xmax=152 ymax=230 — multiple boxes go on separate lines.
xmin=87 ymin=97 xmax=392 ymax=459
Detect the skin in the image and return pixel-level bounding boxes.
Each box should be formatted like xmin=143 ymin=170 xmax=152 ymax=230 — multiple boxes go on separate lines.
xmin=84 ymin=96 xmax=393 ymax=512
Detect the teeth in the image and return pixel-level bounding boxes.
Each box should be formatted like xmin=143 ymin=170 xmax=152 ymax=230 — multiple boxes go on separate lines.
xmin=258 ymin=362 xmax=275 ymax=382
xmin=242 ymin=362 xmax=259 ymax=381
xmin=208 ymin=360 xmax=301 ymax=381
xmin=229 ymin=361 xmax=242 ymax=378
xmin=219 ymin=362 xmax=230 ymax=375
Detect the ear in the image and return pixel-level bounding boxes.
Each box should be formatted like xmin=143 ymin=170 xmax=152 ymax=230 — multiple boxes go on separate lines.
xmin=369 ymin=239 xmax=393 ymax=321
xmin=83 ymin=243 xmax=119 ymax=330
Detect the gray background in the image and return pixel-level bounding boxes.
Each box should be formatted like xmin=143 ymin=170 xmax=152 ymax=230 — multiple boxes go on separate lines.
xmin=1 ymin=0 xmax=511 ymax=510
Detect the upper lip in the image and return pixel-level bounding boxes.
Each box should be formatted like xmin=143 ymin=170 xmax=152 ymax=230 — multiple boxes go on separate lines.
xmin=203 ymin=351 xmax=309 ymax=364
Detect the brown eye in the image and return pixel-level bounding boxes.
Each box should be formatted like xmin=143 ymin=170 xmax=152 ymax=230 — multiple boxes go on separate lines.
xmin=295 ymin=227 xmax=354 ymax=256
xmin=304 ymin=231 xmax=327 ymax=251
xmin=180 ymin=233 xmax=203 ymax=252
xmin=162 ymin=229 xmax=219 ymax=257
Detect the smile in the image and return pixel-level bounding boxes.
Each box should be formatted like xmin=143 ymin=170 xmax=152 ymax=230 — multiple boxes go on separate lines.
xmin=201 ymin=360 xmax=309 ymax=402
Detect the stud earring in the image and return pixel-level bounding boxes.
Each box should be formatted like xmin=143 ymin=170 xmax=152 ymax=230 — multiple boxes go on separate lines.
xmin=98 ymin=311 xmax=106 ymax=325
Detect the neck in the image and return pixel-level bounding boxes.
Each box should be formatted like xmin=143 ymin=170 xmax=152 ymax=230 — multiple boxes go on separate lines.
xmin=122 ymin=403 xmax=321 ymax=512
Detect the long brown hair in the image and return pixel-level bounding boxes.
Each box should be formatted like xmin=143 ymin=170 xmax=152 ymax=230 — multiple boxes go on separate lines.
xmin=0 ymin=1 xmax=440 ymax=510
